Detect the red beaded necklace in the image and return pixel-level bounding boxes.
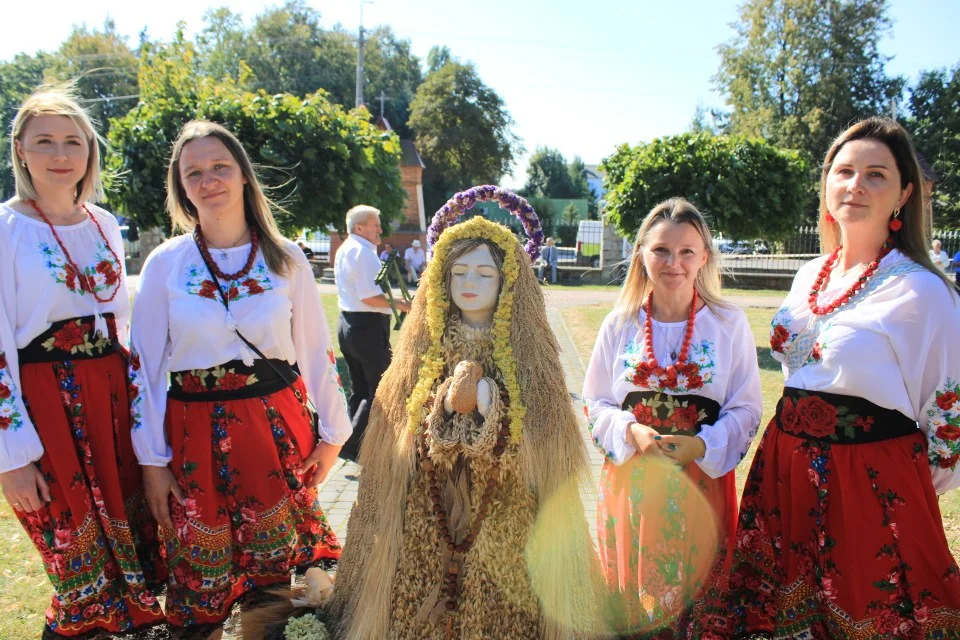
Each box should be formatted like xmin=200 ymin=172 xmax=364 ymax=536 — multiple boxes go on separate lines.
xmin=28 ymin=200 xmax=123 ymax=303
xmin=195 ymin=224 xmax=260 ymax=281
xmin=808 ymin=238 xmax=892 ymax=316
xmin=643 ymin=290 xmax=698 ymax=368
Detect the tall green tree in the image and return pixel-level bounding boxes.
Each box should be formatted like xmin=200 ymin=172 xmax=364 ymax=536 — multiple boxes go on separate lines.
xmin=523 ymin=147 xmax=578 ymax=198
xmin=195 ymin=7 xmax=248 ymax=83
xmin=602 ymin=132 xmax=809 ymax=240
xmin=0 ymin=52 xmax=50 ymax=198
xmin=905 ymin=64 xmax=960 ymax=228
xmin=715 ymin=0 xmax=903 ymax=170
xmin=45 ymin=19 xmax=140 ymax=132
xmin=408 ymin=60 xmax=522 ymax=213
xmin=106 ymin=29 xmax=405 ymax=232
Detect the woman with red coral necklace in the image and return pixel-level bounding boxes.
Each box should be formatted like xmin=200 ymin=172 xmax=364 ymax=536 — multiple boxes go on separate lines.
xmin=0 ymin=86 xmax=165 ymax=638
xmin=583 ymin=198 xmax=762 ymax=638
xmin=731 ymin=118 xmax=960 ymax=638
xmin=129 ymin=121 xmax=351 ymax=632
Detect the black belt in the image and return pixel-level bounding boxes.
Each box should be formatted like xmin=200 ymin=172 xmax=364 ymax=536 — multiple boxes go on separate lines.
xmin=621 ymin=391 xmax=721 ymax=435
xmin=18 ymin=314 xmax=121 ymax=364
xmin=168 ymin=358 xmax=300 ymax=402
xmin=774 ymin=386 xmax=917 ymax=444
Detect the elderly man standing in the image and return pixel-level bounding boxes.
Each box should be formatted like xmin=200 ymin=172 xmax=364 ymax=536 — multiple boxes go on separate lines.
xmin=335 ymin=205 xmax=411 ymax=461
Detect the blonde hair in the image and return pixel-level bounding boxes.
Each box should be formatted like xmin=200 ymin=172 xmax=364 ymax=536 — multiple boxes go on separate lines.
xmin=10 ymin=84 xmax=104 ymax=203
xmin=166 ymin=120 xmax=294 ymax=276
xmin=615 ymin=197 xmax=727 ymax=326
xmin=817 ymin=117 xmax=952 ymax=289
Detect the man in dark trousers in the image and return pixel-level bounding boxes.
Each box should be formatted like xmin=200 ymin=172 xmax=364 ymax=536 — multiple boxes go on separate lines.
xmin=334 ymin=205 xmax=411 ymax=461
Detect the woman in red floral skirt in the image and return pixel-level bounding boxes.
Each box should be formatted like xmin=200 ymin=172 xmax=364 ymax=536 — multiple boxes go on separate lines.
xmin=731 ymin=118 xmax=960 ymax=638
xmin=583 ymin=198 xmax=763 ymax=638
xmin=129 ymin=121 xmax=352 ymax=630
xmin=0 ymin=87 xmax=165 ymax=637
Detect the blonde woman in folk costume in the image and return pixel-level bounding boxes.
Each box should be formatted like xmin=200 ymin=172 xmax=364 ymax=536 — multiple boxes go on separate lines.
xmin=731 ymin=118 xmax=960 ymax=637
xmin=327 ymin=186 xmax=602 ymax=639
xmin=583 ymin=197 xmax=762 ymax=638
xmin=129 ymin=121 xmax=351 ymax=630
xmin=0 ymin=86 xmax=165 ymax=637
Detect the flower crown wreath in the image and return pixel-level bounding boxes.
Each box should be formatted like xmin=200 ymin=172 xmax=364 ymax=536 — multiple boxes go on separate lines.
xmin=405 ymin=186 xmax=544 ymax=444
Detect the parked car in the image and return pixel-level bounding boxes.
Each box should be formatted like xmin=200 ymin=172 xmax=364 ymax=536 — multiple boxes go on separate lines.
xmin=753 ymin=239 xmax=771 ymax=255
xmin=296 ymin=229 xmax=331 ymax=262
xmin=719 ymin=239 xmax=753 ymax=255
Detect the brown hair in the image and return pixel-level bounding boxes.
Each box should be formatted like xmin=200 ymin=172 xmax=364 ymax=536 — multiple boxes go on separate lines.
xmin=615 ymin=197 xmax=727 ymax=326
xmin=11 ymin=83 xmax=104 ymax=203
xmin=818 ymin=117 xmax=951 ymax=288
xmin=166 ymin=120 xmax=294 ymax=276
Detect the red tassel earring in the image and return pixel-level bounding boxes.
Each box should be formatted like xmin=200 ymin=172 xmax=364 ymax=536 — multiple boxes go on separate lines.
xmin=825 ymin=212 xmax=835 ymax=224
xmin=889 ymin=207 xmax=903 ymax=232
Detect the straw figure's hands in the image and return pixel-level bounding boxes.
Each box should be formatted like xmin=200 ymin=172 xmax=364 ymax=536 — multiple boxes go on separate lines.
xmin=142 ymin=465 xmax=184 ymax=530
xmin=1 ymin=463 xmax=50 ymax=513
xmin=443 ymin=361 xmax=484 ymax=415
xmin=657 ymin=434 xmax=707 ymax=466
xmin=626 ymin=422 xmax=664 ymax=457
xmin=299 ymin=442 xmax=342 ymax=488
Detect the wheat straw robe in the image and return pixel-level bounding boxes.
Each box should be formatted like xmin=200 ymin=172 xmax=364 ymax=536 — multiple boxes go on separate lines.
xmin=327 ymin=218 xmax=603 ymax=640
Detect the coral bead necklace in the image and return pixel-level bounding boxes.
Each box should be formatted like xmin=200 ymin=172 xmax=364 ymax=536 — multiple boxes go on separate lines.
xmin=643 ymin=289 xmax=698 ymax=369
xmin=194 ymin=224 xmax=260 ymax=281
xmin=808 ymin=238 xmax=892 ymax=316
xmin=28 ymin=200 xmax=123 ymax=303
xmin=630 ymin=290 xmax=701 ymax=391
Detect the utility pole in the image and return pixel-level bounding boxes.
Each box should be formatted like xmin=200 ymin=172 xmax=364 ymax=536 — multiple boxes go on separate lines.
xmin=355 ymin=1 xmax=373 ymax=107
xmin=889 ymin=97 xmax=898 ymax=121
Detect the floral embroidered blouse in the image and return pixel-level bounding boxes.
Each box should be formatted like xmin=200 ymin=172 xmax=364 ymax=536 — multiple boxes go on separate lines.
xmin=0 ymin=201 xmax=128 ymax=473
xmin=583 ymin=303 xmax=763 ymax=477
xmin=769 ymin=249 xmax=960 ymax=493
xmin=129 ymin=234 xmax=351 ymax=467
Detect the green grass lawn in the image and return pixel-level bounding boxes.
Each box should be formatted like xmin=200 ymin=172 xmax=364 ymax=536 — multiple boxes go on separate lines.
xmin=559 ymin=302 xmax=960 ymax=559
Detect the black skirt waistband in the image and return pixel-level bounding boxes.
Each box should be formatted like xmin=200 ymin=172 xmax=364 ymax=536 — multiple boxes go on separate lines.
xmin=18 ymin=314 xmax=121 ymax=364
xmin=168 ymin=359 xmax=299 ymax=402
xmin=774 ymin=386 xmax=917 ymax=444
xmin=621 ymin=391 xmax=722 ymax=435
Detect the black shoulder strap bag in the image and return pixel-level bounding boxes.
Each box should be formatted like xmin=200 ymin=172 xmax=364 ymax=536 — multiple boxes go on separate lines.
xmin=193 ymin=230 xmax=321 ymax=436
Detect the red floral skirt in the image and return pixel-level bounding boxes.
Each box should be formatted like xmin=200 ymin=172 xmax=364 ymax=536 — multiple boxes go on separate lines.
xmin=161 ymin=366 xmax=340 ymax=627
xmin=598 ymin=391 xmax=736 ymax=639
xmin=731 ymin=388 xmax=960 ymax=638
xmin=15 ymin=319 xmax=165 ymax=637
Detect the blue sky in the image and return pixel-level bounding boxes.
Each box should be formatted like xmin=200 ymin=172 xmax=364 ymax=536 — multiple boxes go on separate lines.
xmin=4 ymin=0 xmax=959 ymax=186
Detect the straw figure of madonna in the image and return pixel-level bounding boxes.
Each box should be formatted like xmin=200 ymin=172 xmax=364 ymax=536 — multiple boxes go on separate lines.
xmin=324 ymin=186 xmax=603 ymax=640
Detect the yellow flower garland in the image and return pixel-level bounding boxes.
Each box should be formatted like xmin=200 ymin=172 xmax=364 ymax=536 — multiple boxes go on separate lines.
xmin=405 ymin=217 xmax=526 ymax=444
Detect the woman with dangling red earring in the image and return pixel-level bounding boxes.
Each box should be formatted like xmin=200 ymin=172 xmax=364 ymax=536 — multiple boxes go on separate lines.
xmin=128 ymin=121 xmax=352 ymax=633
xmin=583 ymin=197 xmax=762 ymax=638
xmin=731 ymin=117 xmax=960 ymax=637
xmin=0 ymin=86 xmax=165 ymax=638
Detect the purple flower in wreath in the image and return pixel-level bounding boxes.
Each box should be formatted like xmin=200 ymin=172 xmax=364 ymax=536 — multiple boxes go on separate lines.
xmin=427 ymin=185 xmax=545 ymax=261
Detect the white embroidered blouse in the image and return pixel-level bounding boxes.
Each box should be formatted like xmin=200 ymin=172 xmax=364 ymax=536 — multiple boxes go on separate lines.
xmin=128 ymin=234 xmax=352 ymax=467
xmin=583 ymin=303 xmax=763 ymax=477
xmin=770 ymin=249 xmax=960 ymax=493
xmin=0 ymin=201 xmax=128 ymax=473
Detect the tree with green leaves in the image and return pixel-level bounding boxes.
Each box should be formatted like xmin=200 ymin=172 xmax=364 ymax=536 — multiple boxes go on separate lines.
xmin=523 ymin=147 xmax=578 ymax=199
xmin=0 ymin=52 xmax=50 ymax=198
xmin=45 ymin=19 xmax=139 ymax=132
xmin=601 ymin=132 xmax=809 ymax=240
xmin=105 ymin=30 xmax=406 ymax=233
xmin=905 ymin=64 xmax=960 ymax=228
xmin=408 ymin=60 xmax=521 ymax=213
xmin=715 ymin=0 xmax=903 ymax=170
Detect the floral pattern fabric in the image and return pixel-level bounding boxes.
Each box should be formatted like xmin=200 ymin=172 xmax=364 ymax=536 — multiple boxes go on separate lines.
xmin=0 ymin=352 xmax=24 ymax=431
xmin=926 ymin=379 xmax=960 ymax=471
xmin=184 ymin=261 xmax=274 ymax=302
xmin=623 ymin=338 xmax=716 ymax=393
xmin=39 ymin=241 xmax=121 ymax=298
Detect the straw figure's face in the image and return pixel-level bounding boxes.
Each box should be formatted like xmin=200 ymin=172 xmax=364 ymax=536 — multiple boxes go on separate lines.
xmin=448 ymin=244 xmax=502 ymax=327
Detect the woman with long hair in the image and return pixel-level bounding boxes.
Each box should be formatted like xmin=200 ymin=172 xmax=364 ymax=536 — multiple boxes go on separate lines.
xmin=583 ymin=197 xmax=762 ymax=638
xmin=327 ymin=188 xmax=602 ymax=639
xmin=731 ymin=117 xmax=960 ymax=637
xmin=129 ymin=120 xmax=351 ymax=630
xmin=0 ymin=86 xmax=164 ymax=637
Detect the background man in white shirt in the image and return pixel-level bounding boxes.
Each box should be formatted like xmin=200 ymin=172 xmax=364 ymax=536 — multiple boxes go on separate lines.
xmin=930 ymin=238 xmax=951 ymax=272
xmin=334 ymin=205 xmax=411 ymax=461
xmin=403 ymin=239 xmax=427 ymax=284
